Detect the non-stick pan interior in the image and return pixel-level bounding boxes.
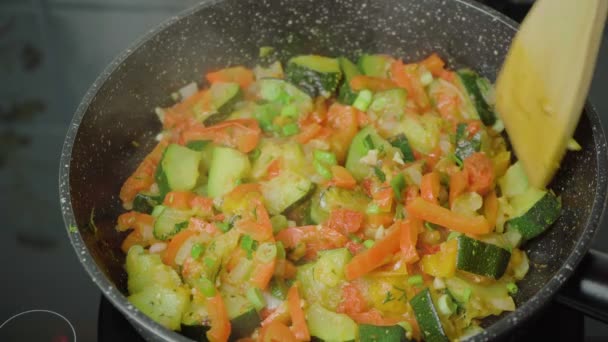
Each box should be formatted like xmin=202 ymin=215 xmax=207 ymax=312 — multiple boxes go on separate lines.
xmin=60 ymin=0 xmax=607 ymax=340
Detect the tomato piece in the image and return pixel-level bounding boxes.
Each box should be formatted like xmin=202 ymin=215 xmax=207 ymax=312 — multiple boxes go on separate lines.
xmin=182 ymin=119 xmax=261 ymax=153
xmin=463 ymin=152 xmax=495 ymax=195
xmin=287 ymin=283 xmax=310 ymax=341
xmin=400 ymin=218 xmax=421 ymax=264
xmin=326 ymin=104 xmax=359 ymax=163
xmin=420 ymin=53 xmax=446 ymax=76
xmin=420 ymin=172 xmax=441 ymax=205
xmin=276 ymin=226 xmax=348 ymax=260
xmin=330 ymin=165 xmax=357 ymax=190
xmin=206 ymin=66 xmax=254 ymax=89
xmin=350 ymin=75 xmax=398 ymax=92
xmin=206 ymin=292 xmax=231 ymax=342
xmin=119 ymin=140 xmax=169 ymax=204
xmin=345 ymin=223 xmax=402 ymax=280
xmin=326 ymin=208 xmax=364 ymax=235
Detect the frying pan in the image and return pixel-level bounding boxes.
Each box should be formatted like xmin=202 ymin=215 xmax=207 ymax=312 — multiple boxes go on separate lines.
xmin=58 ymin=0 xmax=608 ymax=340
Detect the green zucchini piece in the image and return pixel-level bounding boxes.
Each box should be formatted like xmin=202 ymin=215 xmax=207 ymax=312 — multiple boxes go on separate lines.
xmin=203 ymin=82 xmax=242 ymax=126
xmin=306 ymin=303 xmax=358 ymax=342
xmin=368 ymin=88 xmax=407 ymax=121
xmin=133 ymin=193 xmax=160 ymax=214
xmin=286 ymin=55 xmax=342 ymax=98
xmin=506 ymin=190 xmax=561 ymax=241
xmin=498 ymin=161 xmax=528 ymax=198
xmin=260 ymin=169 xmax=314 ymax=215
xmin=309 ymin=186 xmax=370 ymax=224
xmin=155 ymin=154 xmax=170 ymax=199
xmin=338 ymin=57 xmax=361 ymax=105
xmin=230 ymin=308 xmax=261 ymax=340
xmin=389 ymin=134 xmax=415 ymax=163
xmin=345 ymin=126 xmax=393 ymax=180
xmin=456 ymin=69 xmax=496 ymax=126
xmin=456 ymin=235 xmax=511 ymax=279
xmin=153 ymin=205 xmax=192 ymax=240
xmin=128 ymin=285 xmax=190 ymax=331
xmin=454 ymin=122 xmax=481 ymax=161
xmin=125 ymin=245 xmax=182 ymax=293
xmin=314 ymin=248 xmax=351 ymax=287
xmin=410 ymin=288 xmax=448 ymax=342
xmin=181 ymin=324 xmax=210 ymax=342
xmin=359 ymin=324 xmax=409 ymax=342
xmin=357 ymin=54 xmax=392 ymax=78
xmin=161 ymin=144 xmax=202 ymax=191
xmin=207 ymin=146 xmax=251 ymax=198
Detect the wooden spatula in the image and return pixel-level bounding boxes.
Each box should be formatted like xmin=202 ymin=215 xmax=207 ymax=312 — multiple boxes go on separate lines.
xmin=496 ymin=0 xmax=608 ymax=189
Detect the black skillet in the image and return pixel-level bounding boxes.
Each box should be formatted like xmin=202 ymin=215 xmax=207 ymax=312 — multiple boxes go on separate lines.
xmin=59 ymin=0 xmax=608 ymax=340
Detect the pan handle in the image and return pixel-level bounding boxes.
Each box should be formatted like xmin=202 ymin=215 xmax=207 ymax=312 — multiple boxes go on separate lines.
xmin=555 ymin=249 xmax=608 ymax=323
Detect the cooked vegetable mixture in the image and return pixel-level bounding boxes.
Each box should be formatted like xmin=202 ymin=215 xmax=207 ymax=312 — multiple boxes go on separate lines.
xmin=116 ymin=50 xmax=562 ymax=342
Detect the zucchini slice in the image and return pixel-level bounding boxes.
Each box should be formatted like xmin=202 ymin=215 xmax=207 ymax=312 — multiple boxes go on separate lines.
xmin=338 ymin=57 xmax=361 ymax=105
xmin=207 ymin=146 xmax=251 ymax=198
xmin=368 ymin=88 xmax=407 ymax=121
xmin=345 ymin=126 xmax=394 ymax=180
xmin=454 ymin=122 xmax=481 ymax=161
xmin=180 ymin=324 xmax=210 ymax=342
xmin=309 ymin=186 xmax=370 ymax=224
xmin=260 ymin=169 xmax=313 ymax=215
xmin=506 ymin=189 xmax=561 ymax=241
xmin=357 ymin=54 xmax=392 ymax=78
xmin=456 ymin=69 xmax=496 ymax=126
xmin=456 ymin=235 xmax=511 ymax=279
xmin=203 ymin=82 xmax=242 ymax=125
xmin=153 ymin=205 xmax=191 ymax=240
xmin=410 ymin=288 xmax=448 ymax=342
xmin=133 ymin=193 xmax=160 ymax=214
xmin=160 ymin=144 xmax=202 ymax=192
xmin=230 ymin=308 xmax=261 ymax=340
xmin=306 ymin=303 xmax=358 ymax=342
xmin=359 ymin=324 xmax=409 ymax=342
xmin=286 ymin=55 xmax=342 ymax=98
xmin=128 ymin=285 xmax=190 ymax=331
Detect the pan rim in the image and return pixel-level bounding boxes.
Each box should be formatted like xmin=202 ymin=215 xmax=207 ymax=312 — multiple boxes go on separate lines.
xmin=58 ymin=0 xmax=608 ymax=341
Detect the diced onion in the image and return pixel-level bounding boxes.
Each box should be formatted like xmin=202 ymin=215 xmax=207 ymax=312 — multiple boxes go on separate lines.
xmin=178 ymin=82 xmax=198 ymax=101
xmin=149 ymin=242 xmax=167 ymax=254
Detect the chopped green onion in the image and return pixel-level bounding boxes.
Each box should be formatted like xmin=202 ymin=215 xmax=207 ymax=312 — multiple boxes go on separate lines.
xmin=313 ymin=149 xmax=338 ymax=165
xmin=506 ymin=282 xmax=518 ymax=295
xmin=407 ymin=275 xmax=424 ymax=286
xmin=451 ymin=153 xmax=464 ymax=168
xmin=204 ymin=257 xmax=216 ymax=268
xmin=241 ymin=234 xmax=256 ymax=258
xmin=260 ymin=81 xmax=283 ymax=101
xmin=437 ymin=294 xmax=457 ymax=316
xmin=363 ymin=134 xmax=375 ymax=151
xmin=281 ymin=123 xmax=300 ymax=136
xmin=280 ymin=103 xmax=298 ymax=118
xmin=216 ymin=221 xmax=231 ymax=232
xmin=447 ymin=231 xmax=462 ymax=240
xmin=151 ymin=205 xmax=165 ymax=218
xmin=197 ymin=276 xmax=216 ymax=297
xmin=567 ymin=138 xmax=582 ymax=151
xmin=247 ymin=287 xmax=266 ymax=310
xmin=373 ymin=166 xmax=386 ymax=182
xmin=270 ymin=215 xmax=288 ymax=233
xmin=314 ymin=159 xmax=333 ymax=179
xmin=366 ymin=203 xmax=380 ymax=214
xmin=352 ymin=89 xmax=373 ymax=111
xmin=420 ymin=70 xmax=434 ymax=86
xmin=349 ymin=234 xmax=363 ymax=243
xmin=256 ymin=242 xmax=278 ymax=263
xmin=191 ymin=243 xmax=205 ymax=259
xmin=390 ymin=173 xmax=406 ymax=200
xmin=276 ymin=241 xmax=286 ymax=260
xmin=363 ymin=240 xmax=375 ymax=249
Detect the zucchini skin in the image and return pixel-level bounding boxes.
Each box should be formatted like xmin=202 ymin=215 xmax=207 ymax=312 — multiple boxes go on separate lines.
xmin=410 ymin=288 xmax=448 ymax=342
xmin=286 ymin=55 xmax=342 ymax=98
xmin=359 ymin=324 xmax=410 ymax=342
xmin=337 ymin=57 xmax=361 ymax=105
xmin=506 ymin=192 xmax=561 ymax=241
xmin=457 ymin=69 xmax=496 ymax=126
xmin=229 ymin=309 xmax=261 ymax=340
xmin=456 ymin=235 xmax=511 ymax=279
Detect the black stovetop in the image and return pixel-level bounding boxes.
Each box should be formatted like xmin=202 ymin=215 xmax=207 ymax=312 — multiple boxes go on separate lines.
xmin=1 ymin=0 xmax=607 ymax=341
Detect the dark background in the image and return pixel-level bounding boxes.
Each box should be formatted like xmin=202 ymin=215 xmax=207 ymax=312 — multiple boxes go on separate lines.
xmin=0 ymin=0 xmax=606 ymax=341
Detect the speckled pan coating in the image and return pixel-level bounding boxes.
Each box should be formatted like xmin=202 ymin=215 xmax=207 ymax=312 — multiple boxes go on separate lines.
xmin=58 ymin=0 xmax=608 ymax=341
